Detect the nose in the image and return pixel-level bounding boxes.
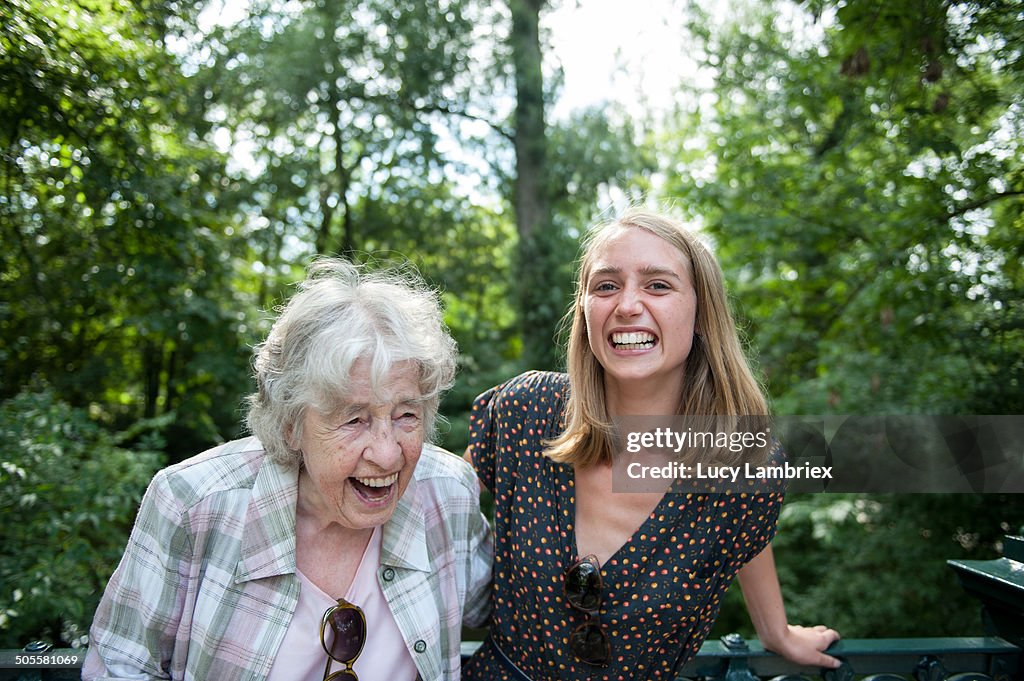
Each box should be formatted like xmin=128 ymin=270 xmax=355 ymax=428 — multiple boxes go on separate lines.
xmin=615 ymin=285 xmax=643 ymax=317
xmin=363 ymin=421 xmax=403 ymax=469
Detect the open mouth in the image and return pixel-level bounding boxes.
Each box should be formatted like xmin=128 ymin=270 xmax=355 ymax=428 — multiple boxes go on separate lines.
xmin=610 ymin=331 xmax=657 ymax=350
xmin=349 ymin=472 xmax=399 ymax=503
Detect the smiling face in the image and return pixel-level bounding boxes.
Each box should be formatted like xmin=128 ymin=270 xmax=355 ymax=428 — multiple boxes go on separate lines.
xmin=583 ymin=226 xmax=698 ymax=400
xmin=295 ymin=359 xmax=425 ymax=532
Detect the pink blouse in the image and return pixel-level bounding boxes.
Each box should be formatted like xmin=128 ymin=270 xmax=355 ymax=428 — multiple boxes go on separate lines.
xmin=267 ymin=527 xmax=417 ymax=681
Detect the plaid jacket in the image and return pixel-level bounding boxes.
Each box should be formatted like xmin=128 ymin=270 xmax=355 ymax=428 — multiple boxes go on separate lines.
xmin=83 ymin=437 xmax=492 ymax=681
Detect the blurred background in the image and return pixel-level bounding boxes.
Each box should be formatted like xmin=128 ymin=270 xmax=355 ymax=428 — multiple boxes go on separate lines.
xmin=1 ymin=0 xmax=1022 ymax=650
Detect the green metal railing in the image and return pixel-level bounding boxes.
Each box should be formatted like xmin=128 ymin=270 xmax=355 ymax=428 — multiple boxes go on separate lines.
xmin=454 ymin=636 xmax=1020 ymax=680
xmin=677 ymin=635 xmax=1018 ymax=681
xmin=949 ymin=535 xmax=1024 ymax=651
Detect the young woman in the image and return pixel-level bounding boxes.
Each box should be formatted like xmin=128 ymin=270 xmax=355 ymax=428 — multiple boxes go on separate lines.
xmin=462 ymin=209 xmax=838 ymax=680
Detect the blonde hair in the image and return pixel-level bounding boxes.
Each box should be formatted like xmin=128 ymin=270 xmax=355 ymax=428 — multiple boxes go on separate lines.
xmin=545 ymin=208 xmax=768 ymax=466
xmin=246 ymin=257 xmax=457 ymax=466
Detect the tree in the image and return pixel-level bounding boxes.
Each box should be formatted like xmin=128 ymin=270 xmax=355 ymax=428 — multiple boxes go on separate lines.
xmin=666 ymin=0 xmax=1023 ymax=415
xmin=1 ymin=0 xmax=252 ymax=458
xmin=188 ymin=0 xmax=543 ymax=444
xmin=507 ymin=0 xmax=561 ymax=369
xmin=193 ymin=0 xmax=485 ymax=262
xmin=0 ymin=391 xmax=163 ymax=647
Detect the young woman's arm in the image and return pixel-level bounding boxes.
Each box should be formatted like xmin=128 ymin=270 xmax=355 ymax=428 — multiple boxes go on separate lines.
xmin=737 ymin=545 xmax=841 ymax=668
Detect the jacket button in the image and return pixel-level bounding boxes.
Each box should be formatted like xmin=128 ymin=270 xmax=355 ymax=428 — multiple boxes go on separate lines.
xmin=414 ymin=640 xmax=427 ymax=653
xmin=382 ymin=568 xmax=395 ymax=581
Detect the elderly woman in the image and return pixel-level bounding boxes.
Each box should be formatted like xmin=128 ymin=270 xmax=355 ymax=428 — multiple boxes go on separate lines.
xmin=84 ymin=258 xmax=492 ymax=681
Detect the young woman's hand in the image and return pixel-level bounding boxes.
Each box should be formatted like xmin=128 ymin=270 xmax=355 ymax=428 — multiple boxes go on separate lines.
xmin=762 ymin=623 xmax=841 ymax=668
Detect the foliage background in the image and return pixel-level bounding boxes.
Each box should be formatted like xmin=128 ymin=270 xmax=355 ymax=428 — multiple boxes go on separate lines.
xmin=1 ymin=0 xmax=1022 ymax=650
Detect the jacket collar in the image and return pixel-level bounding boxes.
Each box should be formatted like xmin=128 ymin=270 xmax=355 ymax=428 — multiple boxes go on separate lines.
xmin=236 ymin=451 xmax=300 ymax=583
xmin=379 ymin=475 xmax=431 ymax=573
xmin=236 ymin=445 xmax=432 ymax=582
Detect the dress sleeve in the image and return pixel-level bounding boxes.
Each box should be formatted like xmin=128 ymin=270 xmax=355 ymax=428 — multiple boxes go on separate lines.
xmin=465 ymin=371 xmax=565 ymax=493
xmin=735 ymin=489 xmax=784 ymax=565
xmin=733 ymin=440 xmax=787 ymax=565
xmin=466 ymin=372 xmax=538 ymax=493
xmin=465 ymin=381 xmax=504 ymax=493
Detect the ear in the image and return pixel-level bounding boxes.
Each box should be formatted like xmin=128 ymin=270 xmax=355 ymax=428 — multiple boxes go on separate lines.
xmin=284 ymin=418 xmax=299 ymax=451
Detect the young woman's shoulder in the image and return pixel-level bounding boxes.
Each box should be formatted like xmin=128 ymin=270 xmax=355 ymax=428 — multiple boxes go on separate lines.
xmin=468 ymin=371 xmax=569 ymax=451
xmin=486 ymin=370 xmax=569 ymax=404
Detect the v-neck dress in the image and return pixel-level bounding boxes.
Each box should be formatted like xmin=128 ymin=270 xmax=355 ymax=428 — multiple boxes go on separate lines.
xmin=461 ymin=371 xmax=783 ymax=681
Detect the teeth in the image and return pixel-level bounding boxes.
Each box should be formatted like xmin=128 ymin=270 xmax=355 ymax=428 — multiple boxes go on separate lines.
xmin=354 ymin=473 xmax=398 ymax=488
xmin=611 ymin=331 xmax=656 ymax=347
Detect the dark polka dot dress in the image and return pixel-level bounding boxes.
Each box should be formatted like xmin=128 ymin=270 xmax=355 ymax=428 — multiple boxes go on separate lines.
xmin=461 ymin=371 xmax=783 ymax=681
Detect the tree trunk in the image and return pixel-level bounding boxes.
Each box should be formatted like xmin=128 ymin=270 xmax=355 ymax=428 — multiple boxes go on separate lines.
xmin=509 ymin=0 xmax=560 ymax=369
xmin=510 ymin=0 xmax=548 ymax=241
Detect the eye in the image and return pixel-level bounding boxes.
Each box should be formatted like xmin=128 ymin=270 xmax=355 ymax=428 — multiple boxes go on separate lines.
xmin=339 ymin=416 xmax=366 ymax=429
xmin=591 ymin=281 xmax=618 ymax=294
xmin=648 ymin=280 xmax=672 ymax=291
xmin=395 ymin=410 xmax=422 ymax=431
xmin=331 ymin=411 xmax=367 ymax=430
